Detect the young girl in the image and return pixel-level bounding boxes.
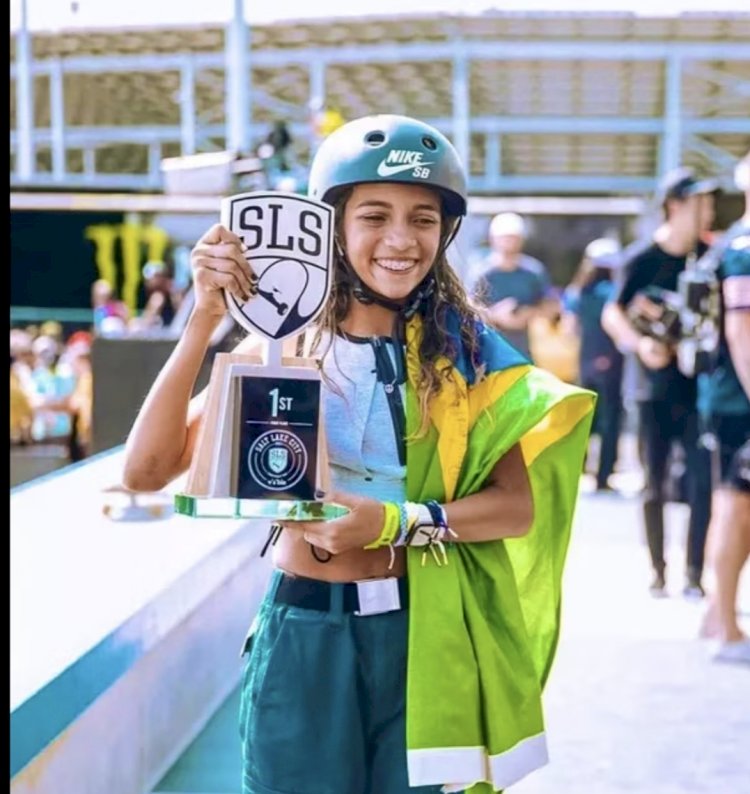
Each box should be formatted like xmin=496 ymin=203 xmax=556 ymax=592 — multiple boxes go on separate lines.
xmin=122 ymin=114 xmax=595 ymax=794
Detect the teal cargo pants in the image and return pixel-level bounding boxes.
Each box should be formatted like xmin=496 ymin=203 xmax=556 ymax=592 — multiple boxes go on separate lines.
xmin=239 ymin=570 xmax=451 ymax=794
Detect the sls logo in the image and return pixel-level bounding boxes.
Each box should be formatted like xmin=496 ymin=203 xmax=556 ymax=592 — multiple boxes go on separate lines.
xmin=222 ymin=192 xmax=334 ymax=340
xmin=248 ymin=429 xmax=308 ymax=491
xmin=377 ymin=150 xmax=433 ymax=179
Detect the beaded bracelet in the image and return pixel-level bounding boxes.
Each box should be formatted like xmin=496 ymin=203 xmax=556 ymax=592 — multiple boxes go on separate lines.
xmin=364 ymin=499 xmax=458 ymax=569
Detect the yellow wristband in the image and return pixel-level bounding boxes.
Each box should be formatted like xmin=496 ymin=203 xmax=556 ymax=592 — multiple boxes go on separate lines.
xmin=364 ymin=501 xmax=401 ymax=550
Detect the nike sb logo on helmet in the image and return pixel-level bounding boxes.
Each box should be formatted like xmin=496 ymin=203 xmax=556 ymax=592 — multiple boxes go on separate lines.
xmin=377 ymin=150 xmax=434 ymax=178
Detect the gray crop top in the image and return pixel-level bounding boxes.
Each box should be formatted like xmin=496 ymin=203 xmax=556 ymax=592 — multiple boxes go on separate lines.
xmin=318 ymin=334 xmax=407 ymax=503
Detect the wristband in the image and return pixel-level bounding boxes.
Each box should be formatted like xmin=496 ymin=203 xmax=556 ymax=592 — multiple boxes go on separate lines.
xmin=425 ymin=499 xmax=458 ymax=542
xmin=365 ymin=500 xmax=457 ymax=568
xmin=364 ymin=501 xmax=401 ymax=550
xmin=403 ymin=501 xmax=437 ymax=547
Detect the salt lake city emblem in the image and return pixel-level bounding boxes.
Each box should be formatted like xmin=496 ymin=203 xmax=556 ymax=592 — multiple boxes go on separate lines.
xmin=248 ymin=429 xmax=309 ymax=491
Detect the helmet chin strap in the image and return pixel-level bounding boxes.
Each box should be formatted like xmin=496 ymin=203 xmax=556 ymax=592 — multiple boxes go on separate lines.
xmin=336 ymin=216 xmax=462 ymax=322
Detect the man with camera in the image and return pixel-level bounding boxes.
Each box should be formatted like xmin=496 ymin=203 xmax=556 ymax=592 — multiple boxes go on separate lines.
xmin=698 ymin=152 xmax=750 ymax=664
xmin=602 ymin=167 xmax=716 ymax=599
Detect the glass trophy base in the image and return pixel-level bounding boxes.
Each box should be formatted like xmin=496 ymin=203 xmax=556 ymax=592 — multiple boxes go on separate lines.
xmin=174 ymin=493 xmax=350 ymax=521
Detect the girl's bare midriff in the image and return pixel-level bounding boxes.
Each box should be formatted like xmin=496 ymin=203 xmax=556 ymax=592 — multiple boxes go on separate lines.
xmin=273 ymin=531 xmax=406 ymax=582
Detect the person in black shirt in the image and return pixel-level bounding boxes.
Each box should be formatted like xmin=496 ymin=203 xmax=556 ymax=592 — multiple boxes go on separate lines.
xmin=603 ymin=167 xmax=717 ymax=598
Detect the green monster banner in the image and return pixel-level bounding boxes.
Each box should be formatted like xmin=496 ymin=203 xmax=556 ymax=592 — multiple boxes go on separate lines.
xmin=11 ymin=210 xmax=169 ymax=315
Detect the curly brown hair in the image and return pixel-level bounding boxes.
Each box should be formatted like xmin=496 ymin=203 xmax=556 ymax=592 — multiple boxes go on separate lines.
xmin=309 ymin=187 xmax=484 ymax=436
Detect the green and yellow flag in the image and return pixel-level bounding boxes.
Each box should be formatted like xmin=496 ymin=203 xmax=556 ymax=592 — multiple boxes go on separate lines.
xmin=404 ymin=311 xmax=595 ymax=793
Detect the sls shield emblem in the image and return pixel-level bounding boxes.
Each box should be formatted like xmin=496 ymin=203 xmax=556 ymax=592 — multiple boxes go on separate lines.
xmin=222 ymin=192 xmax=334 ymax=340
xmin=268 ymin=447 xmax=288 ymax=475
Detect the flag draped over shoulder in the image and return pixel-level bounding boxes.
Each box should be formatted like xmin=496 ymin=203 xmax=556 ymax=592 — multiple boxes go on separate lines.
xmin=404 ymin=311 xmax=595 ymax=794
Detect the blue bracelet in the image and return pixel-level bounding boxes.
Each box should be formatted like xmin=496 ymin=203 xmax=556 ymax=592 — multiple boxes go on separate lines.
xmin=424 ymin=499 xmax=447 ymax=529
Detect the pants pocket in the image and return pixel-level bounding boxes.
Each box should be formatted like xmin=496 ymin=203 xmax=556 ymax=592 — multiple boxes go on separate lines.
xmin=238 ymin=608 xmax=267 ymax=743
xmin=242 ymin=608 xmax=363 ymax=794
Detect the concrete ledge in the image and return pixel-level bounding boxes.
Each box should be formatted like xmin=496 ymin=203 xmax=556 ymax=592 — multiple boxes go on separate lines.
xmin=11 ymin=447 xmax=273 ymax=793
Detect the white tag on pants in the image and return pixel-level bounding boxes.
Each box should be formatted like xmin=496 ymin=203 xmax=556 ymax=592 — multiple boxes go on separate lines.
xmin=354 ymin=577 xmax=401 ymax=616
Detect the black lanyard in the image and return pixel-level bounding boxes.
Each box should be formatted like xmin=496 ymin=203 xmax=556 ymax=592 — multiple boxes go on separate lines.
xmin=369 ymin=336 xmax=407 ymax=466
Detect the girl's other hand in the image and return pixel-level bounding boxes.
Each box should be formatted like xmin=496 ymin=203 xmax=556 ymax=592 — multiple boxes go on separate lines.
xmin=280 ymin=491 xmax=385 ymax=556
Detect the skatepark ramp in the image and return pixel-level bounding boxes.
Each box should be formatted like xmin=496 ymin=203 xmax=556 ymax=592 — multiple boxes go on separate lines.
xmin=10 ymin=449 xmax=272 ymax=794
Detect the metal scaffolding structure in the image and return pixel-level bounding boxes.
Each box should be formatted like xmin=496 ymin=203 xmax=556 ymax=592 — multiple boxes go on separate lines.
xmin=9 ymin=11 xmax=750 ymax=196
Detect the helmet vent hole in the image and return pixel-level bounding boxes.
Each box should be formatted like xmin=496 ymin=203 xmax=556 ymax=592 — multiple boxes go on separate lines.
xmin=364 ymin=131 xmax=387 ymax=147
xmin=422 ymin=136 xmax=438 ymax=151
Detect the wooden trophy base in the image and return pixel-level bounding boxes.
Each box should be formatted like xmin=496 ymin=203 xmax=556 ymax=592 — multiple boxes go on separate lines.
xmin=175 ymin=337 xmax=348 ymax=522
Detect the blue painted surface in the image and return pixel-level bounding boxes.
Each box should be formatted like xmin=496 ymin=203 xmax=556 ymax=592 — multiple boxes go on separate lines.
xmin=154 ymin=686 xmax=242 ymax=794
xmin=10 ymin=631 xmax=144 ymax=777
xmin=10 ymin=444 xmax=255 ymax=782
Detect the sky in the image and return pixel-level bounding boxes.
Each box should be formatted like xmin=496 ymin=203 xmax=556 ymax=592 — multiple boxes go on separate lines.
xmin=9 ymin=0 xmax=749 ymax=33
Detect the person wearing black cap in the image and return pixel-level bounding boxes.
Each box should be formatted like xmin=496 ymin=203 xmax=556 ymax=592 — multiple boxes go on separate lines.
xmin=602 ymin=166 xmax=717 ymax=599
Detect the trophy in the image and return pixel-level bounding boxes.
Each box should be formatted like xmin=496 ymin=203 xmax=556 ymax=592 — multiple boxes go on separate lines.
xmin=175 ymin=191 xmax=348 ymax=521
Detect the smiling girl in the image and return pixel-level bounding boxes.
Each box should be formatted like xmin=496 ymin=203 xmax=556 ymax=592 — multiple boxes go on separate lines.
xmin=122 ymin=115 xmax=595 ymax=794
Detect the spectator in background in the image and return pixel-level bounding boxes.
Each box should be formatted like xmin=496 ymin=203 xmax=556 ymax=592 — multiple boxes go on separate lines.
xmin=39 ymin=320 xmax=64 ymax=346
xmin=257 ymin=120 xmax=298 ymax=191
xmin=266 ymin=120 xmax=293 ymax=172
xmin=11 ymin=329 xmax=39 ymax=446
xmin=91 ymin=278 xmax=129 ymax=335
xmin=32 ymin=331 xmax=94 ymax=461
xmin=60 ymin=334 xmax=93 ymax=461
xmin=528 ymin=293 xmax=580 ymax=384
xmin=28 ymin=334 xmax=73 ymax=441
xmin=698 ymin=152 xmax=750 ymax=664
xmin=10 ymin=328 xmax=36 ymax=394
xmin=602 ymin=167 xmax=716 ymax=599
xmin=10 ymin=326 xmax=93 ymax=459
xmin=308 ymin=101 xmax=346 ymax=149
xmin=563 ymin=238 xmax=625 ymax=492
xmin=472 ymin=212 xmax=557 ymax=360
xmin=10 ymin=351 xmax=34 ymax=445
xmin=138 ymin=261 xmax=177 ymax=331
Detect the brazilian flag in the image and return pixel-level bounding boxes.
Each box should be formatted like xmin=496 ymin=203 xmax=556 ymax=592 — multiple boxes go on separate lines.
xmin=404 ymin=311 xmax=596 ymax=793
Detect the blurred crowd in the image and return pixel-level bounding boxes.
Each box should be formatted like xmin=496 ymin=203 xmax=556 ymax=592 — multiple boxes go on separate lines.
xmin=10 ymin=323 xmax=93 ymax=460
xmin=91 ymin=257 xmax=189 ymax=339
xmin=10 ymin=257 xmax=191 ymax=462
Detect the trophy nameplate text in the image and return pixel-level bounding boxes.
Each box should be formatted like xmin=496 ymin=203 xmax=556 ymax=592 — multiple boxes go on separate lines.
xmin=175 ymin=192 xmax=348 ymax=521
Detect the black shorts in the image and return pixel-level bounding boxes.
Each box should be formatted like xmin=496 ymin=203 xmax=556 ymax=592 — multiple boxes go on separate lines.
xmin=709 ymin=414 xmax=750 ymax=493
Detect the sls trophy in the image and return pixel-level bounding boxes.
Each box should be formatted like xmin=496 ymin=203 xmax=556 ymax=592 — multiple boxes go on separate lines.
xmin=175 ymin=191 xmax=348 ymax=521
